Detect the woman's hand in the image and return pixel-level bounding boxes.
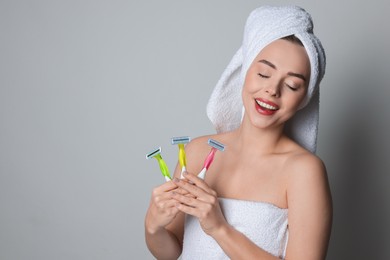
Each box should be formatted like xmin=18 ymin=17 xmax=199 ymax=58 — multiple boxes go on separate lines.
xmin=145 ymin=180 xmax=181 ymax=233
xmin=145 ymin=180 xmax=189 ymax=260
xmin=171 ymin=172 xmax=228 ymax=237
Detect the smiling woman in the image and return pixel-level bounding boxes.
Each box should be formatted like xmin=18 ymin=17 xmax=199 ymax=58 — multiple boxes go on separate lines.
xmin=144 ymin=5 xmax=332 ymax=260
xmin=243 ymin=38 xmax=311 ymax=125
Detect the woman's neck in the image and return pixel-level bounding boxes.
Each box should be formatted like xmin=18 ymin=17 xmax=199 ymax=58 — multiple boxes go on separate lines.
xmin=231 ymin=118 xmax=286 ymax=156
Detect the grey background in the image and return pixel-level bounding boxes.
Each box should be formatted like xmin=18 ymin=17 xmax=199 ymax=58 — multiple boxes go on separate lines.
xmin=1 ymin=0 xmax=389 ymax=259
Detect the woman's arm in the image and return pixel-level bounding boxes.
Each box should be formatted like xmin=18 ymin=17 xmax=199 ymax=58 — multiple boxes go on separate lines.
xmin=284 ymin=154 xmax=333 ymax=259
xmin=144 ymin=165 xmax=186 ymax=260
xmin=144 ymin=136 xmax=211 ymax=259
xmin=212 ymin=223 xmax=281 ymax=260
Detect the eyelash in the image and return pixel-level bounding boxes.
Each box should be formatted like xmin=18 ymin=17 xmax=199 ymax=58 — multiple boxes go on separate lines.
xmin=286 ymin=84 xmax=298 ymax=91
xmin=258 ymin=73 xmax=269 ymax=78
xmin=258 ymin=73 xmax=298 ymax=91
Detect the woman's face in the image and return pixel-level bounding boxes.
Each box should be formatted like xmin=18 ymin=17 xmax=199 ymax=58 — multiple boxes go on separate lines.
xmin=242 ymin=39 xmax=311 ymax=129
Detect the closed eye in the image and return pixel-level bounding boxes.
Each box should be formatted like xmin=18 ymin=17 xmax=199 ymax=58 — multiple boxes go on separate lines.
xmin=285 ymin=83 xmax=298 ymax=91
xmin=258 ymin=73 xmax=270 ymax=78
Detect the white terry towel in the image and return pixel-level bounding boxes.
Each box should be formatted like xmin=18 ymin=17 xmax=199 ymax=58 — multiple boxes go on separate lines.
xmin=182 ymin=198 xmax=289 ymax=259
xmin=206 ymin=5 xmax=326 ymax=153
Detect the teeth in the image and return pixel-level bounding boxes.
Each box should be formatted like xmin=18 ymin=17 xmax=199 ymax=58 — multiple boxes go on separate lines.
xmin=256 ymin=100 xmax=278 ymax=110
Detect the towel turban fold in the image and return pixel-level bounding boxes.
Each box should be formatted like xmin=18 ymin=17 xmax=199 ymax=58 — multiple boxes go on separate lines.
xmin=206 ymin=5 xmax=326 ymax=153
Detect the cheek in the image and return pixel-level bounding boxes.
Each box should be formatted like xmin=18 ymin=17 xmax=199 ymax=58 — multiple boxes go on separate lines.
xmin=241 ymin=84 xmax=254 ymax=112
xmin=242 ymin=75 xmax=258 ymax=97
xmin=243 ymin=73 xmax=260 ymax=94
xmin=288 ymin=91 xmax=307 ymax=110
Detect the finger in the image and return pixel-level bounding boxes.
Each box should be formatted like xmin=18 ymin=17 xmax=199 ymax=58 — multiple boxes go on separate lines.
xmin=171 ymin=182 xmax=215 ymax=206
xmin=171 ymin=191 xmax=203 ymax=208
xmin=175 ymin=202 xmax=202 ymax=218
xmin=182 ymin=172 xmax=216 ymax=195
xmin=152 ymin=189 xmax=181 ymax=206
xmin=173 ymin=187 xmax=196 ymax=199
xmin=156 ymin=199 xmax=179 ymax=210
xmin=152 ymin=180 xmax=178 ymax=195
xmin=152 ymin=195 xmax=184 ymax=218
xmin=173 ymin=177 xmax=205 ymax=198
xmin=174 ymin=176 xmax=217 ymax=201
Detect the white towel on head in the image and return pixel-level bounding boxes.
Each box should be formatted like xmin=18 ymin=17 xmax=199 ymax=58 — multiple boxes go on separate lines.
xmin=206 ymin=5 xmax=326 ymax=153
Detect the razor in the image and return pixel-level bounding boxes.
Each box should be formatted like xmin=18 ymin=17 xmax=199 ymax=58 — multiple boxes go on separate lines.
xmin=171 ymin=136 xmax=191 ymax=178
xmin=198 ymin=139 xmax=225 ymax=179
xmin=146 ymin=147 xmax=171 ymax=182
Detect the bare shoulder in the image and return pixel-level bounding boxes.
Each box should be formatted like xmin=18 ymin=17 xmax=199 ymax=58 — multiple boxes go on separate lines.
xmin=283 ymin=150 xmax=332 ymax=258
xmin=185 ymin=135 xmax=211 ymax=150
xmin=285 ymin=150 xmax=327 ymax=185
xmin=184 ymin=135 xmax=211 ymax=158
xmin=283 ymin=148 xmax=332 ymax=215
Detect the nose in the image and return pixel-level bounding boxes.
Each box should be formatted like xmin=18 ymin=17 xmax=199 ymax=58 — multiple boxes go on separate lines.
xmin=264 ymin=82 xmax=280 ymax=97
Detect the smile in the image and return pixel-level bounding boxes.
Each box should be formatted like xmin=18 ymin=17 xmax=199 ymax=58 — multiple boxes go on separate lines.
xmin=255 ymin=99 xmax=279 ymax=111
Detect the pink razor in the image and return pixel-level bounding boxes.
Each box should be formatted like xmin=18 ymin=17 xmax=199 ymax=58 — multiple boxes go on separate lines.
xmin=198 ymin=139 xmax=225 ymax=179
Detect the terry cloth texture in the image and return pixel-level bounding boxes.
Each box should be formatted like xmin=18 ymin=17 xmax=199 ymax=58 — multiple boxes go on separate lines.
xmin=181 ymin=198 xmax=289 ymax=259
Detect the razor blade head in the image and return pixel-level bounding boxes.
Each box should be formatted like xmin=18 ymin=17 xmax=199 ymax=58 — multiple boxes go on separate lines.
xmin=171 ymin=136 xmax=191 ymax=145
xmin=146 ymin=147 xmax=162 ymax=159
xmin=208 ymin=139 xmax=225 ymax=151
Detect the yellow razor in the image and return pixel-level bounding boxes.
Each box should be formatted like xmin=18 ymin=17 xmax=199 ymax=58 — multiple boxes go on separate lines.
xmin=171 ymin=136 xmax=191 ymax=178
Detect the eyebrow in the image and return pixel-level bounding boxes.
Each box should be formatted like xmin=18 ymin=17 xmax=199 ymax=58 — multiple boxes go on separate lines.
xmin=258 ymin=59 xmax=307 ymax=82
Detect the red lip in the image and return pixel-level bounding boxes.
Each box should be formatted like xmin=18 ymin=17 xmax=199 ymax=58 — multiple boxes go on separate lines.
xmin=254 ymin=98 xmax=279 ymax=116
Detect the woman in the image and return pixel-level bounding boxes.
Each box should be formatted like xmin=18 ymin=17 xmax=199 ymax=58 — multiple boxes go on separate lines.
xmin=145 ymin=5 xmax=332 ymax=259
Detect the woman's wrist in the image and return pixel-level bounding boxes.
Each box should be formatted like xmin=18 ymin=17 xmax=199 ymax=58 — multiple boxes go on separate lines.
xmin=145 ymin=220 xmax=165 ymax=235
xmin=145 ymin=214 xmax=164 ymax=235
xmin=209 ymin=221 xmax=231 ymax=241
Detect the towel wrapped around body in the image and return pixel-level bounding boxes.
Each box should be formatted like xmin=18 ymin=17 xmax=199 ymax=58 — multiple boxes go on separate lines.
xmin=181 ymin=198 xmax=289 ymax=259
